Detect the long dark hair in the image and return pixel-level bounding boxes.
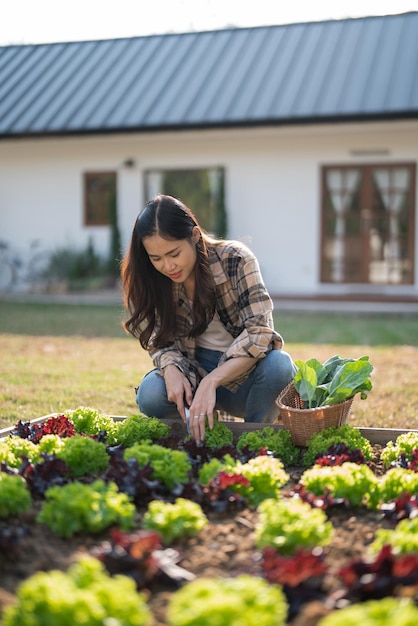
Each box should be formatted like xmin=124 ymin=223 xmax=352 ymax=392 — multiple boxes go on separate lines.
xmin=121 ymin=195 xmax=216 ymax=349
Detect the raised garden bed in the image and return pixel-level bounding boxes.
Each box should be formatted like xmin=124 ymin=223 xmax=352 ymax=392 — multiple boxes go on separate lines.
xmin=1 ymin=413 xmax=417 ymax=626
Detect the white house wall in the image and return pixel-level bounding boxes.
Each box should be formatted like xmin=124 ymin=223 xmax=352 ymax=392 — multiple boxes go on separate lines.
xmin=0 ymin=120 xmax=417 ymax=298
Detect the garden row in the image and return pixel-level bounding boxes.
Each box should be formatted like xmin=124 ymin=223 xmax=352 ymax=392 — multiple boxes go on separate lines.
xmin=1 ymin=408 xmax=418 ymax=625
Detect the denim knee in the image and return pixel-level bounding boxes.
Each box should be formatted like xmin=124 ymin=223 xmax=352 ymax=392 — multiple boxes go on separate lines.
xmin=136 ymin=369 xmax=177 ymax=419
xmin=257 ymin=349 xmax=296 ymax=389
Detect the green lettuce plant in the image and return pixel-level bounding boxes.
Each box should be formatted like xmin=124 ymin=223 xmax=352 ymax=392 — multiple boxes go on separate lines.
xmin=370 ymin=517 xmax=418 ymax=556
xmin=380 ymin=432 xmax=418 ymax=468
xmin=0 ymin=473 xmax=31 ymax=518
xmin=300 ymin=462 xmax=379 ymax=508
xmin=0 ymin=437 xmax=41 ymax=468
xmin=230 ymin=455 xmax=290 ymax=506
xmin=302 ymin=424 xmax=373 ymax=467
xmin=36 ymin=433 xmax=65 ymax=455
xmin=2 ymin=555 xmax=152 ymax=626
xmin=316 ymin=597 xmax=418 ymax=626
xmin=197 ymin=454 xmax=289 ymax=506
xmin=55 ymin=434 xmax=109 ymax=477
xmin=294 ymin=354 xmax=373 ymax=408
xmin=237 ymin=427 xmax=300 ymax=465
xmin=66 ymin=405 xmax=119 ymax=442
xmin=167 ymin=574 xmax=288 ymax=626
xmin=142 ymin=498 xmax=208 ymax=543
xmin=113 ymin=414 xmax=170 ymax=447
xmin=255 ymin=497 xmax=333 ymax=554
xmin=377 ymin=467 xmax=418 ymax=504
xmin=37 ymin=479 xmax=136 ymax=537
xmin=124 ymin=443 xmax=192 ymax=490
xmin=198 ymin=454 xmax=237 ymax=485
xmin=201 ymin=420 xmax=234 ymax=449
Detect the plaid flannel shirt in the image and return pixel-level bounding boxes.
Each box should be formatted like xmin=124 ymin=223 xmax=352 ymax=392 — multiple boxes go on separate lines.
xmin=147 ymin=240 xmax=284 ymax=392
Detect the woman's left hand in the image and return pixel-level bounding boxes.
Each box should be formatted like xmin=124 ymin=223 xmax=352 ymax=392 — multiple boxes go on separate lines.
xmin=188 ymin=379 xmax=216 ymax=443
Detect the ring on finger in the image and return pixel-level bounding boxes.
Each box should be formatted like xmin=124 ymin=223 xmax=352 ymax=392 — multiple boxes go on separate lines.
xmin=193 ymin=415 xmax=200 ymax=420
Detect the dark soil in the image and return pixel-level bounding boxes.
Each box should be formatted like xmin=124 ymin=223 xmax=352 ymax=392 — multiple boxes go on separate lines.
xmin=0 ymin=443 xmax=399 ymax=626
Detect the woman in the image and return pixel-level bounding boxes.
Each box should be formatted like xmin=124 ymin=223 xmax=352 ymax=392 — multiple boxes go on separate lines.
xmin=121 ymin=194 xmax=295 ymax=443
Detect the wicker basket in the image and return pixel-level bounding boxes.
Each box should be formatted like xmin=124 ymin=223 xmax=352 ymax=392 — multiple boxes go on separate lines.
xmin=276 ymin=382 xmax=355 ymax=446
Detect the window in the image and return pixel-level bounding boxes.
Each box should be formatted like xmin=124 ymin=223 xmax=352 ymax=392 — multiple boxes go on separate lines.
xmin=321 ymin=163 xmax=415 ymax=285
xmin=144 ymin=167 xmax=227 ymax=237
xmin=84 ymin=172 xmax=117 ymax=226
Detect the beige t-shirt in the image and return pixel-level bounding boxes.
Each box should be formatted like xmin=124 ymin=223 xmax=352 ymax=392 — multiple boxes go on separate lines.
xmin=196 ymin=310 xmax=234 ymax=351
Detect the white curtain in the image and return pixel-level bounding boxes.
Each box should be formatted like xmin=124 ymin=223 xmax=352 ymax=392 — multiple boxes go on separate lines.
xmin=373 ymin=168 xmax=410 ymax=282
xmin=326 ymin=169 xmax=360 ymax=281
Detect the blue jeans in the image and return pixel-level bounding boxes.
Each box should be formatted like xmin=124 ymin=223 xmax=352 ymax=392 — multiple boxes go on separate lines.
xmin=136 ymin=347 xmax=296 ymax=423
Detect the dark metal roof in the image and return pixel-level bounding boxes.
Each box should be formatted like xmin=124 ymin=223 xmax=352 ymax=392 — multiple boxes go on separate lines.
xmin=1 ymin=12 xmax=418 ymax=138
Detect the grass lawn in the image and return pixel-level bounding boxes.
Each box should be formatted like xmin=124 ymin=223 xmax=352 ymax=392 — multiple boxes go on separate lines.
xmin=1 ymin=301 xmax=417 ymax=431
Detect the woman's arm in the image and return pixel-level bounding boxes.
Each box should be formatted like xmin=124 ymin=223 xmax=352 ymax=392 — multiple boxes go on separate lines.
xmin=189 ymin=355 xmax=255 ymax=443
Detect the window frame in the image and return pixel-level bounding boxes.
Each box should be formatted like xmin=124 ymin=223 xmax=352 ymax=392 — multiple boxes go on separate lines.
xmin=83 ymin=171 xmax=117 ymax=227
xmin=320 ymin=162 xmax=416 ymax=285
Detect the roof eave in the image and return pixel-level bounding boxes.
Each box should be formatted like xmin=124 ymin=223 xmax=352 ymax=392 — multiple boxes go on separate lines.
xmin=1 ymin=112 xmax=417 ymax=140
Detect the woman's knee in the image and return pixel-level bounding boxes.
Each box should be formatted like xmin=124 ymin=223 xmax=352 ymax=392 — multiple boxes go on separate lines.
xmin=262 ymin=349 xmax=296 ymax=381
xmin=136 ymin=370 xmax=170 ymax=418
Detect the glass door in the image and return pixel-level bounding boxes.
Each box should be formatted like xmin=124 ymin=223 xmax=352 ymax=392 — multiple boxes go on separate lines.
xmin=321 ymin=164 xmax=415 ymax=285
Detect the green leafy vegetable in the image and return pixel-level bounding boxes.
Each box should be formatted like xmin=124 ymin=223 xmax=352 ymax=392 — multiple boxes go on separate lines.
xmin=255 ymin=498 xmax=333 ymax=554
xmin=294 ymin=355 xmax=373 ymax=408
xmin=316 ymin=597 xmax=418 ymax=626
xmin=167 ymin=574 xmax=288 ymax=626
xmin=237 ymin=427 xmax=300 ymax=466
xmin=198 ymin=454 xmax=237 ymax=486
xmin=37 ymin=479 xmax=136 ymax=537
xmin=55 ymin=434 xmax=109 ymax=477
xmin=0 ymin=437 xmax=41 ymax=468
xmin=113 ymin=414 xmax=170 ymax=447
xmin=143 ymin=498 xmax=208 ymax=543
xmin=380 ymin=432 xmax=418 ymax=468
xmin=370 ymin=517 xmax=418 ymax=556
xmin=377 ymin=467 xmax=418 ymax=504
xmin=2 ymin=555 xmax=152 ymax=626
xmin=302 ymin=424 xmax=373 ymax=467
xmin=66 ymin=405 xmax=119 ymax=441
xmin=230 ymin=455 xmax=290 ymax=506
xmin=300 ymin=462 xmax=379 ymax=508
xmin=0 ymin=473 xmax=31 ymax=518
xmin=124 ymin=443 xmax=192 ymax=490
xmin=201 ymin=420 xmax=234 ymax=449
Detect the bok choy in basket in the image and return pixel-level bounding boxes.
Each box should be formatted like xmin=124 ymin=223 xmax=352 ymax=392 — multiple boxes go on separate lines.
xmin=294 ymin=355 xmax=374 ymax=409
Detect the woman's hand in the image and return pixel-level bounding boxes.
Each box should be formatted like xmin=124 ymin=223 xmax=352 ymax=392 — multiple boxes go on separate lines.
xmin=189 ymin=377 xmax=217 ymax=443
xmin=162 ymin=365 xmax=193 ymax=422
xmin=190 ymin=356 xmax=256 ymax=443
